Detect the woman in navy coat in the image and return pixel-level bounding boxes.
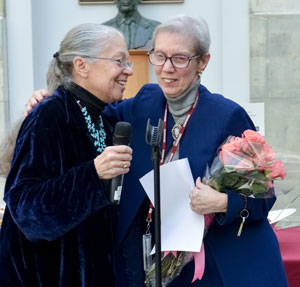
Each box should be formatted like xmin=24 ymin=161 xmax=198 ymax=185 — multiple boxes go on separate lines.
xmin=0 ymin=24 xmax=133 ymax=286
xmin=104 ymin=16 xmax=288 ymax=287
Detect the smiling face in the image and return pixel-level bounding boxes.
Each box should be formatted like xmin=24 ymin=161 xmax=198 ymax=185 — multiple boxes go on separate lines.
xmin=75 ymin=35 xmax=132 ymax=103
xmin=153 ymin=31 xmax=209 ymax=98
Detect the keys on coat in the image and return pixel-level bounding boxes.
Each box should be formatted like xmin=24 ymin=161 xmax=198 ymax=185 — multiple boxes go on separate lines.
xmin=237 ymin=209 xmax=249 ymax=237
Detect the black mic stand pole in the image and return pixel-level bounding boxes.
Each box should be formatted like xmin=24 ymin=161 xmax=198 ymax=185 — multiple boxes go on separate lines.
xmin=153 ymin=144 xmax=162 ymax=287
xmin=145 ymin=119 xmax=163 ymax=287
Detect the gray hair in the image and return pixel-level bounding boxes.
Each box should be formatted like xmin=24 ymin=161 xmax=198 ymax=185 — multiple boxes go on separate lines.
xmin=152 ymin=15 xmax=210 ymax=57
xmin=47 ymin=23 xmax=124 ymax=95
xmin=0 ymin=117 xmax=24 ymax=178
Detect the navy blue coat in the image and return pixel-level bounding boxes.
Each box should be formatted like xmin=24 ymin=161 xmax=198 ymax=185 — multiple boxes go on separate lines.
xmin=0 ymin=87 xmax=115 ymax=287
xmin=104 ymin=84 xmax=288 ymax=287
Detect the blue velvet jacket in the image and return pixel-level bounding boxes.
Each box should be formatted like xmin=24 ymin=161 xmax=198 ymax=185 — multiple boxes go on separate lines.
xmin=0 ymin=87 xmax=115 ymax=287
xmin=104 ymin=84 xmax=288 ymax=287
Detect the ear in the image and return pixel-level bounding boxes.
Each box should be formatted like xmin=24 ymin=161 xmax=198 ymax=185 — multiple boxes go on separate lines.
xmin=73 ymin=56 xmax=89 ymax=78
xmin=198 ymin=53 xmax=211 ymax=74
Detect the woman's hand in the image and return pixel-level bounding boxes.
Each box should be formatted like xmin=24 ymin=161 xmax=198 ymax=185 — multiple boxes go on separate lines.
xmin=94 ymin=145 xmax=133 ymax=179
xmin=189 ymin=177 xmax=228 ymax=215
xmin=24 ymin=89 xmax=49 ymax=116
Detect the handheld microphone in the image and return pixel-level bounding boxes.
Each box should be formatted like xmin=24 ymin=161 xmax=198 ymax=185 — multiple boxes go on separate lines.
xmin=109 ymin=121 xmax=132 ymax=205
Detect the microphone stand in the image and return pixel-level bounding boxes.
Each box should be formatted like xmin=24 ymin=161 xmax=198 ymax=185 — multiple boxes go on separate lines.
xmin=145 ymin=119 xmax=163 ymax=287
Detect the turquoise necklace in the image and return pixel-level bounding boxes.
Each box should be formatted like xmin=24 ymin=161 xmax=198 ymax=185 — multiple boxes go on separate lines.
xmin=77 ymin=100 xmax=106 ymax=153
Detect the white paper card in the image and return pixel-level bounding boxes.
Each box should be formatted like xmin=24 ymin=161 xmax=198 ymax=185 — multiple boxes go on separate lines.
xmin=268 ymin=208 xmax=297 ymax=224
xmin=139 ymin=158 xmax=204 ymax=253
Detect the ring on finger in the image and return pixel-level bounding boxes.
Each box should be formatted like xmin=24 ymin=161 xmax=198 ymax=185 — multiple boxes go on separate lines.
xmin=123 ymin=162 xmax=128 ymax=169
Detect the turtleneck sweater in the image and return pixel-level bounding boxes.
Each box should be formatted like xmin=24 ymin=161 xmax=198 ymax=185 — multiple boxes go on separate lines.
xmin=163 ymin=78 xmax=200 ymax=162
xmin=164 ymin=78 xmax=200 ymax=126
xmin=69 ymin=82 xmax=106 ymax=125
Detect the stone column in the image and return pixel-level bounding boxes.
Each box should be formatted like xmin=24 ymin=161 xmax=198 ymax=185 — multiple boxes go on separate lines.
xmin=0 ymin=0 xmax=8 ymax=203
xmin=250 ymin=0 xmax=300 ymax=227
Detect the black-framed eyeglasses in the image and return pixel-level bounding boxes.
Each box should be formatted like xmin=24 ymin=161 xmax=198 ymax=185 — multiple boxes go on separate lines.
xmin=147 ymin=50 xmax=201 ymax=69
xmin=84 ymin=56 xmax=134 ymax=70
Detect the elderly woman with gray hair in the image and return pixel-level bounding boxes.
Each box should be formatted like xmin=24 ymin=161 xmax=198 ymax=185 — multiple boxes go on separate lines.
xmin=0 ymin=23 xmax=133 ymax=286
xmin=24 ymin=15 xmax=287 ymax=287
xmin=107 ymin=15 xmax=287 ymax=287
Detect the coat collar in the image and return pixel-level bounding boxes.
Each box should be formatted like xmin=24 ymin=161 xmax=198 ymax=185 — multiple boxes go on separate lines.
xmin=54 ymin=86 xmax=88 ymax=131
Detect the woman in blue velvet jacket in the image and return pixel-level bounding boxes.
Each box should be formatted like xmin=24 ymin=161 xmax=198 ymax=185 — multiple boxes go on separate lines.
xmin=0 ymin=24 xmax=133 ymax=286
xmin=26 ymin=16 xmax=287 ymax=287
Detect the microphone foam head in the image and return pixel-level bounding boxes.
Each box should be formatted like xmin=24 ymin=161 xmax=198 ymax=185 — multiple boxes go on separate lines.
xmin=113 ymin=121 xmax=132 ymax=145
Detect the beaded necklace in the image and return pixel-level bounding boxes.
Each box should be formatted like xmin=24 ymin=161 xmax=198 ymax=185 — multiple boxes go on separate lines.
xmin=77 ymin=100 xmax=106 ymax=153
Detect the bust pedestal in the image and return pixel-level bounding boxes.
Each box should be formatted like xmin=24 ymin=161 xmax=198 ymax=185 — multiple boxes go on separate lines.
xmin=123 ymin=49 xmax=149 ymax=99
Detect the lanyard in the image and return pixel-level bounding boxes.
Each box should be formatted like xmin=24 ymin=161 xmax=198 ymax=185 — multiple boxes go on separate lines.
xmin=161 ymin=90 xmax=199 ymax=163
xmin=146 ymin=90 xmax=200 ymax=226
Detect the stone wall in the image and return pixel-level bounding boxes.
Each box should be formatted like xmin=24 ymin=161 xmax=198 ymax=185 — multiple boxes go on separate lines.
xmin=0 ymin=0 xmax=7 ymax=204
xmin=250 ymin=0 xmax=300 ymax=227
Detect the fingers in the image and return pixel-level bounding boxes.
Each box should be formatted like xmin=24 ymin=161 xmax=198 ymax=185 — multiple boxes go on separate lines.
xmin=196 ymin=177 xmax=206 ymax=189
xmin=34 ymin=89 xmax=49 ymax=101
xmin=189 ymin=181 xmax=228 ymax=214
xmin=24 ymin=98 xmax=38 ymax=117
xmin=106 ymin=145 xmax=132 ymax=160
xmin=94 ymin=145 xmax=133 ymax=179
xmin=189 ymin=178 xmax=203 ymax=202
xmin=24 ymin=89 xmax=49 ymax=117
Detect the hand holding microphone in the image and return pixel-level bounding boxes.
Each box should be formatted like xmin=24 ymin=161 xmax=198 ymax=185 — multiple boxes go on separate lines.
xmin=93 ymin=122 xmax=132 ymax=204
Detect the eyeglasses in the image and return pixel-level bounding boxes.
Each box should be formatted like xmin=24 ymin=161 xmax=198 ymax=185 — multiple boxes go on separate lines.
xmin=148 ymin=50 xmax=201 ymax=69
xmin=84 ymin=56 xmax=134 ymax=70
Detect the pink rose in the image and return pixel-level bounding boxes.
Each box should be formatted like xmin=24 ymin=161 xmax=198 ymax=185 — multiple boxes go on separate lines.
xmin=268 ymin=160 xmax=286 ymax=180
xmin=219 ymin=149 xmax=234 ymax=165
xmin=253 ymin=144 xmax=275 ymax=170
xmin=220 ymin=139 xmax=247 ymax=165
xmin=228 ymin=137 xmax=244 ymax=151
xmin=240 ymin=139 xmax=256 ymax=157
xmin=242 ymin=130 xmax=265 ymax=144
xmin=261 ymin=144 xmax=276 ymax=162
xmin=219 ymin=140 xmax=239 ymax=164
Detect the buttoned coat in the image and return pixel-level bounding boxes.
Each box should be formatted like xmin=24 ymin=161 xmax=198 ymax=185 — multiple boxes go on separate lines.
xmin=104 ymin=83 xmax=288 ymax=287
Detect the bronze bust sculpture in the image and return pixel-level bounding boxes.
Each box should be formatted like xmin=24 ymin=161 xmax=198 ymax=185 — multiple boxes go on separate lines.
xmin=103 ymin=0 xmax=160 ymax=49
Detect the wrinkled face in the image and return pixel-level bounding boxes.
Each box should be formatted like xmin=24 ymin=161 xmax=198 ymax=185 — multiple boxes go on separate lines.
xmin=153 ymin=32 xmax=205 ymax=98
xmin=116 ymin=0 xmax=138 ymax=13
xmin=84 ymin=35 xmax=133 ymax=103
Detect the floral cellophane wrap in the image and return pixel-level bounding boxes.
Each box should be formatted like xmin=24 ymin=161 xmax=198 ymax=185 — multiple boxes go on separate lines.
xmin=205 ymin=129 xmax=286 ymax=198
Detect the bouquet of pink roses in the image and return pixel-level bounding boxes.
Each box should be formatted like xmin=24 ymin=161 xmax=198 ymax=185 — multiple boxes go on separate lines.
xmin=205 ymin=129 xmax=286 ymax=198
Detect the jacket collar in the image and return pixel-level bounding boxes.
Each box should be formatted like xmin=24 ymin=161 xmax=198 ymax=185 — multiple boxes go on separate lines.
xmin=55 ymin=86 xmax=88 ymax=131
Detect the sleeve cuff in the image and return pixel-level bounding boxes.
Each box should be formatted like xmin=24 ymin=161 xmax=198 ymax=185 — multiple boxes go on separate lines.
xmin=215 ymin=190 xmax=245 ymax=225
